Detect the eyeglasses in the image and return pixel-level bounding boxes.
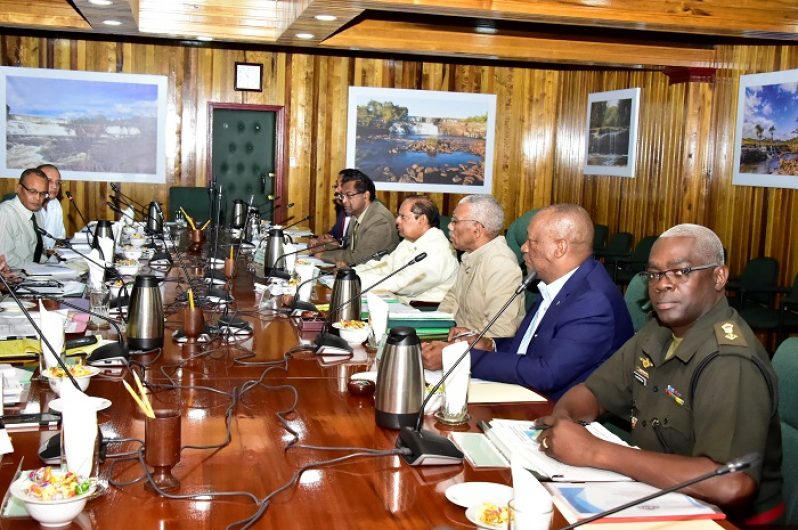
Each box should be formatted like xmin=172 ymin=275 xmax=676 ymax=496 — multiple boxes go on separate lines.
xmin=449 ymin=218 xmax=482 ymax=226
xmin=20 ymin=182 xmax=49 ymax=199
xmin=638 ymin=263 xmax=719 ymax=284
xmin=334 ymin=191 xmax=365 ymax=201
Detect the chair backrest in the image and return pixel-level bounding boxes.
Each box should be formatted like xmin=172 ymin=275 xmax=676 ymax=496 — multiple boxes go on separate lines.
xmin=604 ymin=232 xmax=634 ymax=255
xmin=593 ymin=224 xmax=609 ymax=252
xmin=773 ymin=337 xmax=798 ymax=523
xmin=740 ymin=257 xmax=779 ymax=305
xmin=506 ymin=209 xmax=540 ymax=265
xmin=168 ymin=186 xmax=212 ymax=225
xmin=624 ymin=273 xmax=651 ymax=333
xmin=631 ymin=235 xmax=658 ymax=261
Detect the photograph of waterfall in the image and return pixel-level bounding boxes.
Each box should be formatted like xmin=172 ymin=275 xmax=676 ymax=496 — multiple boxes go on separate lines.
xmin=0 ymin=66 xmax=167 ymax=183
xmin=346 ymin=87 xmax=496 ymax=194
xmin=733 ymin=68 xmax=798 ymax=189
xmin=583 ymin=88 xmax=640 ymax=178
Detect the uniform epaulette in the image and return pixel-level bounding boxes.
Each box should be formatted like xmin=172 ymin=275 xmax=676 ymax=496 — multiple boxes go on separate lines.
xmin=714 ymin=321 xmax=748 ymax=347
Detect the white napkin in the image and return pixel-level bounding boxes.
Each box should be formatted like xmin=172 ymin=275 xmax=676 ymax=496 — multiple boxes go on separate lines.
xmin=38 ymin=300 xmax=65 ymax=369
xmin=511 ymin=454 xmax=553 ymax=512
xmin=295 ymin=264 xmax=319 ymax=302
xmin=283 ymin=242 xmax=297 ymax=273
xmin=60 ymin=381 xmax=99 ymax=478
xmin=86 ymin=248 xmax=105 ymax=288
xmin=123 ymin=206 xmax=136 ymax=226
xmin=441 ymin=341 xmax=470 ymax=418
xmin=366 ymin=293 xmax=389 ymax=343
xmin=111 ymin=221 xmax=124 ymax=249
xmin=97 ymin=235 xmax=114 ymax=266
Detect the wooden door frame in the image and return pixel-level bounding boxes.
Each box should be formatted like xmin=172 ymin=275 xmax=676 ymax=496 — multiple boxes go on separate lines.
xmin=207 ymin=103 xmax=287 ymax=222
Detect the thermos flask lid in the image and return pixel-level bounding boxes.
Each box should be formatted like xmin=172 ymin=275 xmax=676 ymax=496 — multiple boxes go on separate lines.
xmin=134 ymin=274 xmax=159 ymax=288
xmin=386 ymin=327 xmax=420 ymax=346
xmin=335 ymin=268 xmax=358 ymax=281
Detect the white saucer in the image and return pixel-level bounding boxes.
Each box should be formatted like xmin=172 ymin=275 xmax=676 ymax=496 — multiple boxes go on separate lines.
xmin=465 ymin=505 xmax=508 ymax=530
xmin=445 ymin=482 xmax=513 ymax=508
xmin=49 ymin=396 xmax=112 ymax=413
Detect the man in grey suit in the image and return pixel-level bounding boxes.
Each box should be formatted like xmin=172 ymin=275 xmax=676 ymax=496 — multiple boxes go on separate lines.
xmin=317 ymin=169 xmax=399 ymax=266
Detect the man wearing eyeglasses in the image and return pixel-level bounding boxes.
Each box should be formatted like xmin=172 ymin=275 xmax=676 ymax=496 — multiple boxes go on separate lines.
xmin=317 ymin=169 xmax=399 ymax=266
xmin=423 ymin=203 xmax=632 ymax=399
xmin=536 ymin=224 xmax=782 ymax=524
xmin=0 ymin=168 xmax=49 ymax=268
xmin=36 ymin=164 xmax=66 ymax=251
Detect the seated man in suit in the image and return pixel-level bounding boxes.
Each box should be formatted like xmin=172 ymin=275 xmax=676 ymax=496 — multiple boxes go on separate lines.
xmin=423 ymin=203 xmax=633 ymax=399
xmin=37 ymin=163 xmax=66 ymax=250
xmin=0 ymin=168 xmax=49 ymax=268
xmin=317 ymin=169 xmax=399 ymax=266
xmin=536 ymin=224 xmax=782 ymax=524
xmin=354 ymin=196 xmax=458 ymax=304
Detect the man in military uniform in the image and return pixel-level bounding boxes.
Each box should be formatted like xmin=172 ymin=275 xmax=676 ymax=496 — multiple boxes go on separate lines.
xmin=536 ymin=224 xmax=782 ymax=524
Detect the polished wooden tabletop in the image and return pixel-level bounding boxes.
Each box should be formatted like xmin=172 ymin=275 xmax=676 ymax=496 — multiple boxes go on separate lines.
xmin=0 ymin=253 xmax=554 ymax=529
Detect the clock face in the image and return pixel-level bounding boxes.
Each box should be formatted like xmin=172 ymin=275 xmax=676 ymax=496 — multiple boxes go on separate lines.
xmin=235 ymin=63 xmax=262 ymax=91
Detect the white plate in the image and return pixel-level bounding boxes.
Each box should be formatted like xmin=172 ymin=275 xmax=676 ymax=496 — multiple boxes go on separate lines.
xmin=0 ymin=300 xmax=35 ymax=312
xmin=49 ymin=396 xmax=112 ymax=413
xmin=465 ymin=505 xmax=508 ymax=530
xmin=445 ymin=482 xmax=513 ymax=508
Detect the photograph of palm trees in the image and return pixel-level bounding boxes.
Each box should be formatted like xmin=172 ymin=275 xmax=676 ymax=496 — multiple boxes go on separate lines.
xmin=1 ymin=66 xmax=167 ymax=183
xmin=733 ymin=68 xmax=798 ymax=189
xmin=583 ymin=88 xmax=640 ymax=178
xmin=346 ymin=87 xmax=496 ymax=194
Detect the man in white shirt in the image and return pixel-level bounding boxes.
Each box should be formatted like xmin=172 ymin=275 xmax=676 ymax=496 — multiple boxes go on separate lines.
xmin=37 ymin=164 xmax=66 ymax=250
xmin=354 ymin=196 xmax=458 ymax=303
xmin=0 ymin=168 xmax=49 ymax=268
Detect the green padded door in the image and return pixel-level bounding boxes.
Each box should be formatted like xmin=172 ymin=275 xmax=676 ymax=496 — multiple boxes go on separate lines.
xmin=211 ymin=107 xmax=277 ymax=224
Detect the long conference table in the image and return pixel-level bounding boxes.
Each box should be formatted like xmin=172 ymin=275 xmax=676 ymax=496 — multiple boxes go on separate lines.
xmin=0 ymin=244 xmax=738 ymax=529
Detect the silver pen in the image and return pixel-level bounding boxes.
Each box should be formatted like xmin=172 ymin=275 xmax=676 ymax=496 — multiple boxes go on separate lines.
xmin=450 ymin=330 xmax=478 ymax=341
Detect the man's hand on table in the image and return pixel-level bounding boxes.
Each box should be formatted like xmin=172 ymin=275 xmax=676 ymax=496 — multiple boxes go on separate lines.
xmin=534 ymin=415 xmax=607 ymax=468
xmin=421 ymin=341 xmax=446 ymax=370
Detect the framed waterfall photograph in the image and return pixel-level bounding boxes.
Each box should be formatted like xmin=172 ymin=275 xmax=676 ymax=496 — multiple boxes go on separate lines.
xmin=733 ymin=68 xmax=798 ymax=189
xmin=0 ymin=66 xmax=168 ymax=184
xmin=345 ymin=87 xmax=496 ymax=194
xmin=583 ymin=88 xmax=640 ymax=178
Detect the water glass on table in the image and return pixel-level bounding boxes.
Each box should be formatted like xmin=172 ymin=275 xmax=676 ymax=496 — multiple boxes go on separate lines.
xmin=88 ymin=283 xmax=110 ymax=329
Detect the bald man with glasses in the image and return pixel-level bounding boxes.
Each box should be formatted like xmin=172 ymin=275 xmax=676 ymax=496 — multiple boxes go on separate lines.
xmin=0 ymin=168 xmax=49 ymax=268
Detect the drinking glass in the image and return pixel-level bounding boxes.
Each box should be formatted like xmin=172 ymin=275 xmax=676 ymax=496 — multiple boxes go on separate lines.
xmin=88 ymin=284 xmax=110 ymax=329
xmin=508 ymin=499 xmax=553 ymax=530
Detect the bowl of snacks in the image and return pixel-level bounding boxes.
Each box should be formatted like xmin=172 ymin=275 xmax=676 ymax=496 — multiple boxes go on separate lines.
xmin=115 ymin=259 xmax=139 ymax=277
xmin=122 ymin=245 xmax=143 ymax=261
xmin=9 ymin=466 xmax=96 ymax=528
xmin=107 ymin=278 xmax=131 ymax=299
xmin=44 ymin=365 xmax=100 ymax=396
xmin=129 ymin=233 xmax=146 ymax=248
xmin=332 ymin=320 xmax=371 ymax=345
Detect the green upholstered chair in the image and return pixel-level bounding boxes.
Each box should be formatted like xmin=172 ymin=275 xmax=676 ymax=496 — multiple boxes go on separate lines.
xmin=773 ymin=337 xmax=798 ymax=523
xmin=438 ymin=215 xmax=451 ymax=241
xmin=506 ymin=209 xmax=540 ymax=266
xmin=168 ymin=186 xmax=213 ymax=226
xmin=595 ymin=231 xmax=633 ymax=263
xmin=593 ymin=224 xmax=609 ymax=254
xmin=624 ymin=272 xmax=651 ymax=333
xmin=727 ymin=257 xmax=779 ymax=309
xmin=612 ymin=235 xmax=658 ymax=286
xmin=739 ymin=273 xmax=798 ymax=344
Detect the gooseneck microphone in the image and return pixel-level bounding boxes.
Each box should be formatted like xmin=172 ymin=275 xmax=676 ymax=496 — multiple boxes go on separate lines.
xmin=397 ymin=271 xmax=538 ymax=466
xmin=0 ymin=274 xmax=81 ymax=389
xmin=110 ymin=183 xmax=147 ymax=210
xmin=559 ymin=453 xmax=761 ymax=530
xmin=34 ymin=226 xmax=121 ymax=280
xmin=313 ymin=252 xmax=428 ymax=353
xmin=65 ymin=191 xmax=92 ymax=246
xmin=282 ymin=214 xmax=310 ymax=231
xmin=14 ymin=286 xmax=130 ymax=366
xmin=110 ymin=195 xmax=147 ymax=218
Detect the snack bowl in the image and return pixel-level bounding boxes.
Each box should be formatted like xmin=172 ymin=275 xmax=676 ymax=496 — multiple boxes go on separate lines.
xmin=44 ymin=365 xmax=100 ymax=396
xmin=129 ymin=233 xmax=146 ymax=248
xmin=106 ymin=278 xmax=131 ymax=299
xmin=122 ymin=246 xmax=143 ymax=261
xmin=115 ymin=259 xmax=140 ymax=277
xmin=332 ymin=320 xmax=370 ymax=344
xmin=9 ymin=468 xmax=96 ymax=528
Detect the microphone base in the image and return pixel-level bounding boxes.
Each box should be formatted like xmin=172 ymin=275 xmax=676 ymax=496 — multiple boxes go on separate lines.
xmin=218 ymin=314 xmax=249 ymax=329
xmin=313 ymin=331 xmax=353 ymax=353
xmin=396 ymin=426 xmax=464 ymax=466
xmin=86 ymin=342 xmax=130 ymax=367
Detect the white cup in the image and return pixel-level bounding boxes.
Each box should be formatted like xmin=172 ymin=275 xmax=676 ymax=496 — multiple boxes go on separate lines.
xmin=508 ymin=499 xmax=553 ymax=530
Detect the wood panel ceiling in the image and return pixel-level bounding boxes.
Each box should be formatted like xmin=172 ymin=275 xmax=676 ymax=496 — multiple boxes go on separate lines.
xmin=1 ymin=0 xmax=797 ymax=68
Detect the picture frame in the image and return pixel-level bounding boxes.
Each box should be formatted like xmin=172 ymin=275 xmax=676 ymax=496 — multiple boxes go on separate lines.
xmin=346 ymin=86 xmax=496 ymax=194
xmin=234 ymin=62 xmax=263 ymax=92
xmin=0 ymin=66 xmax=167 ymax=184
xmin=583 ymin=88 xmax=640 ymax=178
xmin=733 ymin=68 xmax=798 ymax=189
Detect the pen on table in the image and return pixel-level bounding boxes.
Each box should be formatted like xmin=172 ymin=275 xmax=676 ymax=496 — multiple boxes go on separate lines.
xmin=450 ymin=330 xmax=478 ymax=341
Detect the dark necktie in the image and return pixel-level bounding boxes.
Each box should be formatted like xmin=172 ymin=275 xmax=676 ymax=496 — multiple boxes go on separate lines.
xmin=351 ymin=219 xmax=360 ymax=251
xmin=31 ymin=214 xmax=43 ymax=262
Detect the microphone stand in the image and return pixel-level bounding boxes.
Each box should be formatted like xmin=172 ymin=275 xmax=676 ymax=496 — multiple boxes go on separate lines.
xmin=65 ymin=191 xmax=93 ymax=248
xmin=110 ymin=183 xmax=147 ymax=210
xmin=14 ymin=285 xmax=130 ymax=365
xmin=559 ymin=453 xmax=761 ymax=530
xmin=0 ymin=275 xmax=81 ymax=389
xmin=397 ymin=272 xmax=538 ymax=466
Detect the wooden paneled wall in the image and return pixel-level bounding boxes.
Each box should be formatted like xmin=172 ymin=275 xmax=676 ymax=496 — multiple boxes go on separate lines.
xmin=0 ymin=34 xmax=796 ymax=284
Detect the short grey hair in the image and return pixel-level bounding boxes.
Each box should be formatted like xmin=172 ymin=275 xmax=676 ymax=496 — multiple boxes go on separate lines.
xmin=659 ymin=223 xmax=725 ymax=265
xmin=459 ymin=195 xmax=504 ymax=237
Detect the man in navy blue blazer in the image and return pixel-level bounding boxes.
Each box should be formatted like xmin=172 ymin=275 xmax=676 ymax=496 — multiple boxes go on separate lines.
xmin=423 ymin=203 xmax=633 ymax=399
